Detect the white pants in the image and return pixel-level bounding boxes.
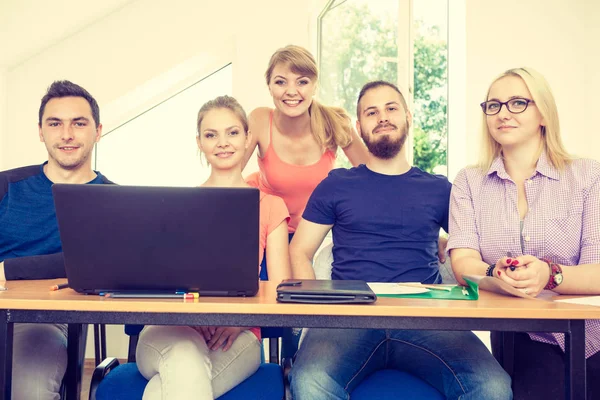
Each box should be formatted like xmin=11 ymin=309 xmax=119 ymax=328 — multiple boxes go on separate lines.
xmin=12 ymin=323 xmax=68 ymax=400
xmin=136 ymin=326 xmax=261 ymax=400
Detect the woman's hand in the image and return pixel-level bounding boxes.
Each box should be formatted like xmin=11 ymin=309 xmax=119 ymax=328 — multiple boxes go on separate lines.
xmin=490 ymin=256 xmax=514 ymax=279
xmin=495 ymin=255 xmax=551 ymax=297
xmin=193 ymin=326 xmax=215 ymax=342
xmin=197 ymin=326 xmax=247 ymax=351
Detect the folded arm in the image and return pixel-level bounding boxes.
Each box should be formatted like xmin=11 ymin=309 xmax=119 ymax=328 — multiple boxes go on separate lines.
xmin=1 ymin=253 xmax=66 ymax=280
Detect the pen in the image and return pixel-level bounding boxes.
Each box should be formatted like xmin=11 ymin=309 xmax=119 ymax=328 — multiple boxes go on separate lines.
xmin=396 ymin=283 xmax=453 ymax=292
xmin=50 ymin=283 xmax=69 ymax=291
xmin=507 ymin=251 xmax=517 ymax=271
xmin=105 ymin=293 xmax=197 ymax=299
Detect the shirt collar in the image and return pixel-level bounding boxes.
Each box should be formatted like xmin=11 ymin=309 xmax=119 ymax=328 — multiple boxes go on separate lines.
xmin=486 ymin=151 xmax=559 ymax=181
xmin=534 ymin=151 xmax=559 ymax=180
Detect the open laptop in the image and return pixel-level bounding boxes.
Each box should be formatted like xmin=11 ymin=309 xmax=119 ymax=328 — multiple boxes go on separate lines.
xmin=52 ymin=184 xmax=259 ymax=296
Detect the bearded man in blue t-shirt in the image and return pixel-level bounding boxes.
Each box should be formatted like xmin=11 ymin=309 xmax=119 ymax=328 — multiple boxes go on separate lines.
xmin=0 ymin=80 xmax=112 ymax=399
xmin=289 ymin=80 xmax=512 ymax=400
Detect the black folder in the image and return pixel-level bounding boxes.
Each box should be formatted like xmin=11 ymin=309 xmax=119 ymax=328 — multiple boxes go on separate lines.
xmin=276 ymin=279 xmax=377 ymax=304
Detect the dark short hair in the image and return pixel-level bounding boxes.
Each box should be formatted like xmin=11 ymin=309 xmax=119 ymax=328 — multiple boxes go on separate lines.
xmin=38 ymin=80 xmax=100 ymax=127
xmin=356 ymin=80 xmax=408 ymax=119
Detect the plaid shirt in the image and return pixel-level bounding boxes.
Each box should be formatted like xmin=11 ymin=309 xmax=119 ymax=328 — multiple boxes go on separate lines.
xmin=448 ymin=152 xmax=600 ymax=358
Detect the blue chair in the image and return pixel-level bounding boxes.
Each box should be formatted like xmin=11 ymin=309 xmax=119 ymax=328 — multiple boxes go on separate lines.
xmin=89 ymin=325 xmax=285 ymax=400
xmin=351 ymin=369 xmax=444 ymax=399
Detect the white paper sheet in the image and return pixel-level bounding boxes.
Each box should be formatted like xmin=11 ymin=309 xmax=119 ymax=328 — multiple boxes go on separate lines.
xmin=367 ymin=282 xmax=429 ymax=295
xmin=555 ymin=296 xmax=600 ymax=307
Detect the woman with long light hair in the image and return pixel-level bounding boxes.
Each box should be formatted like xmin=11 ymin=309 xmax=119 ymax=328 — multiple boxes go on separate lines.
xmin=244 ymin=45 xmax=368 ymax=241
xmin=448 ymin=67 xmax=600 ymax=399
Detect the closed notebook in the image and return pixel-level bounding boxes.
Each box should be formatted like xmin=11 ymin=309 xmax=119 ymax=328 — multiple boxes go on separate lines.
xmin=276 ymin=279 xmax=377 ymax=304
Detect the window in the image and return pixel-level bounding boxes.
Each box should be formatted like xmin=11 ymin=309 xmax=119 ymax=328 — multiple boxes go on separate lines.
xmin=318 ymin=0 xmax=448 ymax=175
xmin=95 ymin=64 xmax=234 ymax=186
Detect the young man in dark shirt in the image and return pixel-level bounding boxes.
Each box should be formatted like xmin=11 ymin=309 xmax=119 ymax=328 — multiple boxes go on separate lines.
xmin=289 ymin=81 xmax=512 ymax=399
xmin=0 ymin=80 xmax=111 ymax=399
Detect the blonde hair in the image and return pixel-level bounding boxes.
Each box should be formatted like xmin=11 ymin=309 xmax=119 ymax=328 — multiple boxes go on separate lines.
xmin=265 ymin=45 xmax=353 ymax=150
xmin=478 ymin=67 xmax=571 ymax=171
xmin=196 ymin=95 xmax=248 ymax=136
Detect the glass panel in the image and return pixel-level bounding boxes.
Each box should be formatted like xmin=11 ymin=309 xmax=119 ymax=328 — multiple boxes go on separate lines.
xmin=319 ymin=0 xmax=399 ymax=168
xmin=319 ymin=0 xmax=448 ymax=174
xmin=413 ymin=0 xmax=448 ymax=175
xmin=95 ymin=64 xmax=234 ymax=186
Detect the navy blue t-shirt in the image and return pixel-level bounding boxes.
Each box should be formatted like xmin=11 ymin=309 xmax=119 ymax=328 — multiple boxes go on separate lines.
xmin=303 ymin=165 xmax=451 ymax=283
xmin=0 ymin=163 xmax=111 ymax=279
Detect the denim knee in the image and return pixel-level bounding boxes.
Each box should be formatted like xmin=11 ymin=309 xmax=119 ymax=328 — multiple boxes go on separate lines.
xmin=290 ymin=363 xmax=344 ymax=400
xmin=473 ymin=371 xmax=512 ymax=400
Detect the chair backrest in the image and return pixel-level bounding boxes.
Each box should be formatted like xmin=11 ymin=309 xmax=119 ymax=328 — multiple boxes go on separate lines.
xmin=313 ymin=241 xmax=334 ymax=279
xmin=313 ymin=240 xmax=458 ymax=284
xmin=63 ymin=323 xmax=89 ymax=399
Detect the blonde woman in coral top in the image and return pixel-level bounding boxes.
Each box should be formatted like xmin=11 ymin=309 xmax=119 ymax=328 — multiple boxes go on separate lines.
xmin=244 ymin=45 xmax=369 ymax=234
xmin=135 ymin=96 xmax=291 ymax=400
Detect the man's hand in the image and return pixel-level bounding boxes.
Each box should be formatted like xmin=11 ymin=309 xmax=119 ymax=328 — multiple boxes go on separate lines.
xmin=437 ymin=236 xmax=448 ymax=263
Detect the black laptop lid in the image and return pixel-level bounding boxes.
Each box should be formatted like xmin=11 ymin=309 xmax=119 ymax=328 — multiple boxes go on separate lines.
xmin=52 ymin=184 xmax=259 ymax=296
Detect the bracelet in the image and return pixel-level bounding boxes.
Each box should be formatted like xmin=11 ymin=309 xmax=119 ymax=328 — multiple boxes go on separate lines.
xmin=485 ymin=264 xmax=496 ymax=277
xmin=541 ymin=258 xmax=564 ymax=290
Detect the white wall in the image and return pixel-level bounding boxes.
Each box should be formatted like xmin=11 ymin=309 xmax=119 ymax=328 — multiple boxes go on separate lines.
xmin=584 ymin=0 xmax=600 ymax=156
xmin=453 ymin=0 xmax=599 ymax=174
xmin=0 ymin=68 xmax=6 ymax=163
xmin=1 ymin=0 xmax=313 ymax=171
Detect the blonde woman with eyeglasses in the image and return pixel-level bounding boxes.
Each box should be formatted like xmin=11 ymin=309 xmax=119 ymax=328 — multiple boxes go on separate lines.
xmin=448 ymin=67 xmax=600 ymax=399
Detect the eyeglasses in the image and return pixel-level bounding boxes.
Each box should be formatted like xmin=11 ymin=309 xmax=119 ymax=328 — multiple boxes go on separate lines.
xmin=480 ymin=98 xmax=535 ymax=115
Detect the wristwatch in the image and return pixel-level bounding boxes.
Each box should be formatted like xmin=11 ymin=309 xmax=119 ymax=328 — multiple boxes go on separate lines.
xmin=542 ymin=259 xmax=563 ymax=290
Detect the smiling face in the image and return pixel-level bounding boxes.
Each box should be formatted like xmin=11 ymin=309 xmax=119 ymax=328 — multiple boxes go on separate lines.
xmin=356 ymin=85 xmax=412 ymax=159
xmin=268 ymin=62 xmax=316 ymax=118
xmin=197 ymin=108 xmax=250 ymax=170
xmin=38 ymin=96 xmax=101 ymax=171
xmin=486 ymin=75 xmax=545 ymax=149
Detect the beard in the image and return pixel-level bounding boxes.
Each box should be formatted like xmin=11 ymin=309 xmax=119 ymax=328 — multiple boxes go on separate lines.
xmin=361 ymin=123 xmax=407 ymax=159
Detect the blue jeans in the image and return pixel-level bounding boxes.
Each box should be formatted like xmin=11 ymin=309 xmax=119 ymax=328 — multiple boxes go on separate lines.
xmin=290 ymin=328 xmax=512 ymax=400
